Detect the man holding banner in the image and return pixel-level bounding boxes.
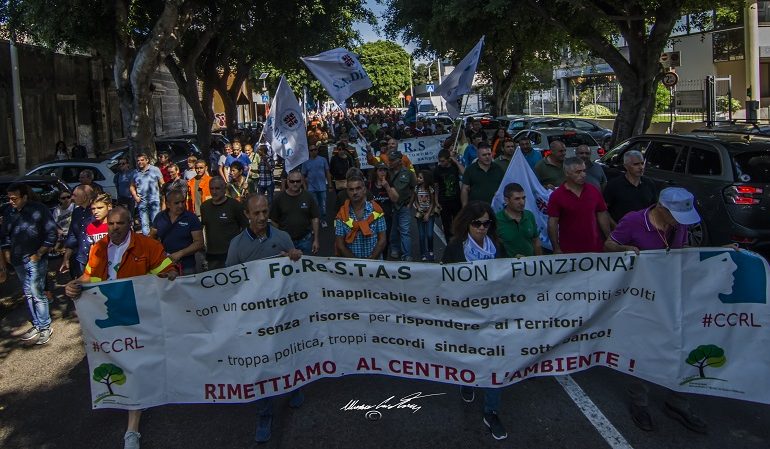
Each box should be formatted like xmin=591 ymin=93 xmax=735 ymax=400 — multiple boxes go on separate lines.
xmin=64 ymin=206 xmax=177 ymax=449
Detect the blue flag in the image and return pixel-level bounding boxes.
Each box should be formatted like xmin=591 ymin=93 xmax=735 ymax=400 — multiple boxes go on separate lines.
xmin=403 ymin=97 xmax=418 ymax=124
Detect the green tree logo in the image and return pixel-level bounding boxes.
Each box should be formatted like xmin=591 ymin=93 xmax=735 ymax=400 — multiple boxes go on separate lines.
xmin=680 ymin=344 xmax=727 ymax=385
xmin=92 ymin=363 xmax=129 ymax=402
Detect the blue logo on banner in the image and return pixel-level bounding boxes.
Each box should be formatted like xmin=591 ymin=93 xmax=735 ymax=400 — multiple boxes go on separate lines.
xmin=700 ymin=251 xmax=767 ymax=304
xmin=92 ymin=281 xmax=140 ymax=328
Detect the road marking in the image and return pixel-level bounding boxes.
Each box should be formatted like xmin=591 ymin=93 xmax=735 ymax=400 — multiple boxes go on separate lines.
xmin=555 ymin=375 xmax=634 ymax=449
xmin=434 ymin=223 xmax=446 ymax=246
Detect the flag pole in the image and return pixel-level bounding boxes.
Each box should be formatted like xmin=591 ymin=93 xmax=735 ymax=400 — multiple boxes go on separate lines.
xmin=450 ymin=95 xmax=470 ymax=154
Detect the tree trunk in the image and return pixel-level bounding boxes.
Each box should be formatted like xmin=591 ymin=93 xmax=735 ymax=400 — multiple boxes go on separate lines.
xmin=610 ymin=76 xmax=658 ymax=148
xmin=164 ymin=54 xmax=216 ymax=158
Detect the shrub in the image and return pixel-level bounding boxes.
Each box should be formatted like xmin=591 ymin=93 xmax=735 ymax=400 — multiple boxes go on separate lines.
xmin=716 ymin=95 xmax=742 ymax=113
xmin=654 ymin=83 xmax=672 ymax=114
xmin=578 ymin=104 xmax=612 ymax=117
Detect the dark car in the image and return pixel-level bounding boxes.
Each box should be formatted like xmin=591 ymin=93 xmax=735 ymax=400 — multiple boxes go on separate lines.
xmin=534 ymin=118 xmax=613 ymax=148
xmin=154 ymin=138 xmax=203 ymax=171
xmin=506 ymin=116 xmax=555 ymax=134
xmin=596 ymin=133 xmax=770 ymax=251
xmin=0 ymin=175 xmax=71 ymax=209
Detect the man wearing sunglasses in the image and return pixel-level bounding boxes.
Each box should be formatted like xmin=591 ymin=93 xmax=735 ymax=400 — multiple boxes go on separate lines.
xmin=269 ymin=170 xmax=320 ymax=255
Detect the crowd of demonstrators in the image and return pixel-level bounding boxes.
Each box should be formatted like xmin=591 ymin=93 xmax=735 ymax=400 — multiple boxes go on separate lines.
xmin=5 ymin=103 xmax=739 ymax=446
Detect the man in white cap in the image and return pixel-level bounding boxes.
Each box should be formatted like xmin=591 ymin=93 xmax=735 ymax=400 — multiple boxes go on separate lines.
xmin=604 ymin=186 xmax=737 ymax=433
xmin=604 ymin=187 xmax=700 ymax=254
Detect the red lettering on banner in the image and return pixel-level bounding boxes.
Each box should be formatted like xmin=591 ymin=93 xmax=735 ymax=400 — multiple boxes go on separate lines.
xmin=202 ymin=361 xmax=337 ymax=400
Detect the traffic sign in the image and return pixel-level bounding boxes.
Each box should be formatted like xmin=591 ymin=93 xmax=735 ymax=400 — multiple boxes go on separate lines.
xmin=659 ymin=51 xmax=681 ymax=68
xmin=426 ymin=84 xmax=435 ymax=93
xmin=261 ymin=94 xmax=269 ymax=102
xmin=662 ymin=71 xmax=679 ymax=88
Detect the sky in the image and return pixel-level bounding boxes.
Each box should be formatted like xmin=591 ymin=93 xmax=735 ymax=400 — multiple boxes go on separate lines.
xmin=353 ymin=0 xmax=417 ymax=54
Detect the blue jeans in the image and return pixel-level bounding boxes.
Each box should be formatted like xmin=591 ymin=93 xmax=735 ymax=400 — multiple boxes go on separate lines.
xmin=310 ymin=190 xmax=327 ymax=220
xmin=461 ymin=386 xmax=501 ymax=414
xmin=293 ymin=233 xmax=313 ymax=254
xmin=390 ymin=206 xmax=412 ymax=259
xmin=258 ymin=183 xmax=274 ymax=205
xmin=14 ymin=256 xmax=51 ymax=330
xmin=417 ymin=215 xmax=435 ymax=257
xmin=137 ymin=200 xmax=160 ymax=235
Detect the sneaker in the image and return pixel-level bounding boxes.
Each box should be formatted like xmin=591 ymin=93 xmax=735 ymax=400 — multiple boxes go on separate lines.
xmin=36 ymin=328 xmax=53 ymax=345
xmin=421 ymin=256 xmax=427 ymax=262
xmin=427 ymin=252 xmax=434 ymax=261
xmin=663 ymin=402 xmax=707 ymax=434
xmin=401 ymin=256 xmax=413 ymax=262
xmin=124 ymin=431 xmax=141 ymax=449
xmin=483 ymin=412 xmax=508 ymax=440
xmin=461 ymin=386 xmax=475 ymax=403
xmin=389 ymin=251 xmax=400 ymax=260
xmin=255 ymin=415 xmax=273 ymax=443
xmin=20 ymin=327 xmax=39 ymax=341
xmin=289 ymin=389 xmax=305 ymax=408
xmin=321 ymin=220 xmax=328 ymax=229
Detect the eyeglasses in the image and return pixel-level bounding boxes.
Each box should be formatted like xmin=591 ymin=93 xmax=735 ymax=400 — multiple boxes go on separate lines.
xmin=470 ymin=219 xmax=493 ymax=229
xmin=59 ymin=195 xmax=71 ymax=200
xmin=288 ymin=179 xmax=302 ymax=184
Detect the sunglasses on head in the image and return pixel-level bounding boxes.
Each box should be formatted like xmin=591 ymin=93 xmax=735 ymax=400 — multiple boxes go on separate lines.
xmin=470 ymin=219 xmax=493 ymax=229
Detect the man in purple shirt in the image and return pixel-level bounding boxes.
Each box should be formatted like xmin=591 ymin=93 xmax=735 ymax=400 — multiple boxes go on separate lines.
xmin=604 ymin=187 xmax=709 ymax=434
xmin=604 ymin=187 xmax=700 ymax=253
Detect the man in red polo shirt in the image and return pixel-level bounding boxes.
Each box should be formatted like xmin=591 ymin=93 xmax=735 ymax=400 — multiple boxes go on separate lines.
xmin=546 ymin=157 xmax=611 ymax=253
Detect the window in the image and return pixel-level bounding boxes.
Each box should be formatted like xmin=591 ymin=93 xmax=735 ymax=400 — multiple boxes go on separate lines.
xmin=713 ymin=28 xmax=744 ymax=62
xmin=29 ymin=166 xmax=60 ymax=177
xmin=760 ymin=1 xmax=770 ymax=24
xmin=733 ymin=151 xmax=770 ymax=182
xmin=529 ymin=132 xmax=542 ymax=145
xmin=61 ymin=166 xmax=106 ymax=183
xmin=687 ymin=147 xmax=722 ymax=176
xmin=549 ymin=133 xmax=598 ymax=147
xmin=601 ymin=140 xmax=649 ymax=166
xmin=573 ymin=120 xmax=597 ymax=132
xmin=645 ymin=142 xmax=687 ymax=172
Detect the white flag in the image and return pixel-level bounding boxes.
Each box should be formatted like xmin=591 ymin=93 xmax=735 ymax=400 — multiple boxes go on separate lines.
xmin=264 ymin=76 xmax=309 ymax=172
xmin=491 ymin=149 xmax=553 ymax=250
xmin=436 ymin=37 xmax=485 ymax=119
xmin=301 ymin=48 xmax=372 ymax=111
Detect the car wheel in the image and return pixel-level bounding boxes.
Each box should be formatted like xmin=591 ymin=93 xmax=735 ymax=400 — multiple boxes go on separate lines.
xmin=687 ymin=220 xmax=708 ymax=247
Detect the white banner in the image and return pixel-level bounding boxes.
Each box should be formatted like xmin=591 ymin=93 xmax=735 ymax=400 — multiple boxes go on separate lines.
xmin=264 ymin=76 xmax=309 ymax=171
xmin=301 ymin=48 xmax=372 ymax=111
xmin=351 ymin=135 xmax=446 ymax=169
xmin=75 ymin=250 xmax=770 ymax=410
xmin=491 ymin=150 xmax=553 ymax=249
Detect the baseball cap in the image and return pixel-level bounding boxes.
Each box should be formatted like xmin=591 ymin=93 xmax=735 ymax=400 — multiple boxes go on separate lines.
xmin=659 ymin=187 xmax=700 ymax=225
xmin=381 ymin=123 xmax=389 ymax=128
xmin=388 ymin=150 xmax=402 ymax=160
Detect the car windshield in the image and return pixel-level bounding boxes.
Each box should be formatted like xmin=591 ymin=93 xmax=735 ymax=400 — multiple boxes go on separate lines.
xmin=733 ymin=151 xmax=770 ymax=182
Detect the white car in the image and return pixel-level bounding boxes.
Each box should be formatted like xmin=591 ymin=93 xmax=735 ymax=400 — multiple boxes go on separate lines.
xmin=27 ymin=159 xmax=119 ymax=198
xmin=511 ymin=127 xmax=605 ymax=160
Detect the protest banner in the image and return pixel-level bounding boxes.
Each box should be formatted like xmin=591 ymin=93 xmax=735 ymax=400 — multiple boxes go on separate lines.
xmin=352 ymin=135 xmax=446 ymax=169
xmin=75 ymin=249 xmax=770 ymax=410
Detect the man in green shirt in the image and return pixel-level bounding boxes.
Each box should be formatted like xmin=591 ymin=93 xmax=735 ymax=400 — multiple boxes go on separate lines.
xmin=461 ymin=142 xmax=505 ymax=206
xmin=534 ymin=140 xmax=567 ymax=189
xmin=495 ymin=183 xmax=542 ymax=257
xmin=494 ymin=138 xmax=515 ymax=173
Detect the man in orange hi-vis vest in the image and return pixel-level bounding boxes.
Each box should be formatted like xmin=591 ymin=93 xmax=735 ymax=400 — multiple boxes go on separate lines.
xmin=334 ymin=174 xmax=387 ymax=259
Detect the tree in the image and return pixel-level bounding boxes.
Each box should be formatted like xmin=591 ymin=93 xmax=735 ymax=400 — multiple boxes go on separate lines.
xmin=524 ymin=0 xmax=742 ymax=146
xmin=8 ymin=0 xmax=195 ymax=160
xmin=92 ymin=363 xmax=126 ymax=395
xmin=355 ymin=41 xmax=411 ymax=107
xmin=384 ymin=0 xmax=567 ymax=116
xmin=685 ymin=344 xmax=726 ymax=379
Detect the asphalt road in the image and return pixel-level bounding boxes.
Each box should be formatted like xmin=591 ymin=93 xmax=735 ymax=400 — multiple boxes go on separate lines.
xmin=1 ymin=197 xmax=769 ymax=449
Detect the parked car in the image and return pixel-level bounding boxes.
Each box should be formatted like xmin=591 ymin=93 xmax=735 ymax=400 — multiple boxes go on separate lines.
xmin=693 ymin=123 xmax=770 ymax=137
xmin=26 ymin=159 xmax=119 ymax=198
xmin=596 ymin=132 xmax=770 ymax=251
xmin=463 ymin=113 xmax=500 ymax=130
xmin=154 ymin=137 xmax=203 ymax=171
xmin=506 ymin=116 xmax=555 ymax=134
xmin=512 ymin=128 xmax=604 ymax=160
xmin=0 ymin=175 xmax=71 ymax=209
xmin=533 ymin=118 xmax=613 ymax=148
xmin=425 ymin=116 xmax=454 ymax=132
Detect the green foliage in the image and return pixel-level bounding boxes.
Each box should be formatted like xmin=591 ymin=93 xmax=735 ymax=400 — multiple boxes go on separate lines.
xmin=716 ymin=95 xmax=742 ymax=113
xmin=93 ymin=363 xmax=126 ymax=389
xmin=686 ymin=344 xmax=726 ymax=377
xmin=355 ymin=40 xmax=411 ymax=107
xmin=655 ymin=83 xmax=672 ymax=114
xmin=578 ymin=104 xmax=612 ymax=117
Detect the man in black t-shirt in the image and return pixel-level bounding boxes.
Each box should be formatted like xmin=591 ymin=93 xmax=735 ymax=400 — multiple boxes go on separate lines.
xmin=269 ymin=171 xmax=320 ymax=254
xmin=432 ymin=149 xmax=464 ymax=242
xmin=603 ymin=150 xmax=658 ymax=224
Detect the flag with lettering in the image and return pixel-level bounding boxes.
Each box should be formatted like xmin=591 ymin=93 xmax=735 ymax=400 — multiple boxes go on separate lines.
xmin=301 ymin=48 xmax=372 ymax=111
xmin=491 ymin=149 xmax=553 ymax=250
xmin=264 ymin=76 xmax=309 ymax=171
xmin=435 ymin=36 xmax=484 ymax=119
